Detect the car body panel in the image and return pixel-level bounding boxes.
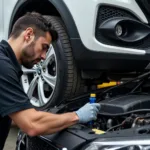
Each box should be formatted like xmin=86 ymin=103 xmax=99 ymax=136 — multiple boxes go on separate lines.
xmin=63 ymin=0 xmax=147 ymax=55
xmin=0 ymin=0 xmax=18 ymax=40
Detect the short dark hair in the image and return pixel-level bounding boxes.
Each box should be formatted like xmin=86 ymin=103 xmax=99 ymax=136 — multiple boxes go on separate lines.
xmin=10 ymin=12 xmax=58 ymax=42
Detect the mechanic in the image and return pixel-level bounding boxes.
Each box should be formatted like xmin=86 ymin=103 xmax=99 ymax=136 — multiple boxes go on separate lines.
xmin=0 ymin=12 xmax=100 ymax=150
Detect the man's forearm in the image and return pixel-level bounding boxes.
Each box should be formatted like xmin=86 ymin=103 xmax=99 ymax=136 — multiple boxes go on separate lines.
xmin=32 ymin=111 xmax=79 ymax=135
xmin=10 ymin=109 xmax=79 ymax=136
xmin=10 ymin=102 xmax=100 ymax=137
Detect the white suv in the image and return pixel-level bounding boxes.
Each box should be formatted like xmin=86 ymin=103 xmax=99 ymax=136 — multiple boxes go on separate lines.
xmin=1 ymin=0 xmax=150 ymax=109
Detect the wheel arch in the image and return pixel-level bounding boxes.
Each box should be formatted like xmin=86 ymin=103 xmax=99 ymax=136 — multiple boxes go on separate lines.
xmin=8 ymin=0 xmax=80 ymax=39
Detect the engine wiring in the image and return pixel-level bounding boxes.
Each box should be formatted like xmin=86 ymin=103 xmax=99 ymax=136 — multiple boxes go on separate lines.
xmin=106 ymin=121 xmax=126 ymax=132
xmin=53 ymin=71 xmax=150 ymax=133
xmin=106 ymin=115 xmax=150 ymax=132
xmin=97 ymin=71 xmax=150 ymax=102
xmin=56 ymin=71 xmax=150 ymax=107
xmin=132 ymin=117 xmax=142 ymax=128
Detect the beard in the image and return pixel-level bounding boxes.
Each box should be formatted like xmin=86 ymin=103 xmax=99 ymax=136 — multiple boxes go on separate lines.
xmin=21 ymin=42 xmax=37 ymax=69
xmin=22 ymin=59 xmax=35 ymax=69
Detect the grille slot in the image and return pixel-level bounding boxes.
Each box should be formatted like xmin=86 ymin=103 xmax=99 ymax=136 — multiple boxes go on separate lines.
xmin=97 ymin=6 xmax=136 ymax=24
xmin=28 ymin=137 xmax=58 ymax=150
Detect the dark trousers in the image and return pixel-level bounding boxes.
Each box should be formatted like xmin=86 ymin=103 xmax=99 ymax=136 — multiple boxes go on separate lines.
xmin=0 ymin=116 xmax=12 ymax=150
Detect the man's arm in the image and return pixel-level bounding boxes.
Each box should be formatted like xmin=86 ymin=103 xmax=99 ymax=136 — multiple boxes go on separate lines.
xmin=9 ymin=103 xmax=100 ymax=136
xmin=0 ymin=59 xmax=100 ymax=136
xmin=10 ymin=108 xmax=79 ymax=136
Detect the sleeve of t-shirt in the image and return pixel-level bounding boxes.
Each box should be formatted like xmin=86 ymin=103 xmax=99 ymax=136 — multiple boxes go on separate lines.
xmin=0 ymin=58 xmax=33 ymax=117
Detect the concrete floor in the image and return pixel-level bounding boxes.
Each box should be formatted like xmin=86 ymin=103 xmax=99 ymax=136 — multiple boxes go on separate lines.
xmin=4 ymin=126 xmax=19 ymax=150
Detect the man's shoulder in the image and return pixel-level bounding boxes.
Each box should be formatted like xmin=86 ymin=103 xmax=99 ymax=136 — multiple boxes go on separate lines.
xmin=0 ymin=40 xmax=10 ymax=58
xmin=0 ymin=45 xmax=9 ymax=60
xmin=0 ymin=54 xmax=11 ymax=65
xmin=0 ymin=43 xmax=11 ymax=61
xmin=0 ymin=56 xmax=14 ymax=75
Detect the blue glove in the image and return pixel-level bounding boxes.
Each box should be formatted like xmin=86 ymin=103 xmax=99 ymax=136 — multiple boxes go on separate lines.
xmin=75 ymin=103 xmax=101 ymax=123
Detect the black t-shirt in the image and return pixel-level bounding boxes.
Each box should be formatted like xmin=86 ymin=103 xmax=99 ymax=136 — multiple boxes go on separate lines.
xmin=0 ymin=40 xmax=33 ymax=150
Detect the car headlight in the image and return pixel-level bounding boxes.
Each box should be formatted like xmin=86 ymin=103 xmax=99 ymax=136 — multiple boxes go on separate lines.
xmin=84 ymin=144 xmax=150 ymax=150
xmin=83 ymin=139 xmax=150 ymax=150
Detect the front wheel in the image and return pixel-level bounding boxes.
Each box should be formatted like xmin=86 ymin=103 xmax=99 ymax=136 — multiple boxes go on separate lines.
xmin=21 ymin=16 xmax=85 ymax=109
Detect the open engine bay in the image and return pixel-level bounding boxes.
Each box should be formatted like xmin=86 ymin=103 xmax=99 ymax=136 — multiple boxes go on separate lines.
xmin=53 ymin=71 xmax=150 ymax=132
xmin=18 ymin=71 xmax=150 ymax=150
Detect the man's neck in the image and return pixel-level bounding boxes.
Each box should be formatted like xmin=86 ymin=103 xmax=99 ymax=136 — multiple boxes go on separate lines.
xmin=8 ymin=37 xmax=22 ymax=63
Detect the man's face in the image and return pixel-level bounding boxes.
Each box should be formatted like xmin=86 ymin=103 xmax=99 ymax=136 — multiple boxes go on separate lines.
xmin=21 ymin=31 xmax=52 ymax=69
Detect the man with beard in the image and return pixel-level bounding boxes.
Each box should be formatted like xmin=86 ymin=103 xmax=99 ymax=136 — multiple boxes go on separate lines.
xmin=0 ymin=12 xmax=100 ymax=150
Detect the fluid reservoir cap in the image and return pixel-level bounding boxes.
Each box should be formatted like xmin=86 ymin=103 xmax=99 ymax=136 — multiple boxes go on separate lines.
xmin=92 ymin=129 xmax=105 ymax=134
xmin=90 ymin=93 xmax=96 ymax=97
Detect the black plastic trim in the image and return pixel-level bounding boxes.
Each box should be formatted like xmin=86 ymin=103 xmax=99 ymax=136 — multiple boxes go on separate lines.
xmin=47 ymin=0 xmax=80 ymax=38
xmin=9 ymin=0 xmax=80 ymax=39
xmin=95 ymin=5 xmax=150 ymax=49
xmin=71 ymin=39 xmax=150 ymax=71
xmin=99 ymin=17 xmax=150 ymax=43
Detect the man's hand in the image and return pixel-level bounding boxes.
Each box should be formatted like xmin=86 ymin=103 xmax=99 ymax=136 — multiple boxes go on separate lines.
xmin=75 ymin=103 xmax=101 ymax=123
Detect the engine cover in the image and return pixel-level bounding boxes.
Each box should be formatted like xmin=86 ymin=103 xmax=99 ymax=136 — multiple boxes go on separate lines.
xmin=100 ymin=94 xmax=150 ymax=114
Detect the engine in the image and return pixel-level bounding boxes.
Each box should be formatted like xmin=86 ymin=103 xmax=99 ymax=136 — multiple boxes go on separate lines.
xmin=100 ymin=94 xmax=150 ymax=113
xmin=89 ymin=94 xmax=150 ymax=132
xmin=50 ymin=71 xmax=150 ymax=133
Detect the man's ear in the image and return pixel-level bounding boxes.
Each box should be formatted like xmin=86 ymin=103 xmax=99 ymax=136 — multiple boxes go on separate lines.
xmin=24 ymin=27 xmax=35 ymax=42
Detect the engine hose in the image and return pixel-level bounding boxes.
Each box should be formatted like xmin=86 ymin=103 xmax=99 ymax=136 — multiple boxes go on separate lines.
xmin=57 ymin=71 xmax=150 ymax=106
xmin=132 ymin=117 xmax=142 ymax=128
xmin=100 ymin=71 xmax=150 ymax=97
xmin=97 ymin=71 xmax=150 ymax=102
xmin=99 ymin=109 xmax=150 ymax=117
xmin=106 ymin=123 xmax=123 ymax=132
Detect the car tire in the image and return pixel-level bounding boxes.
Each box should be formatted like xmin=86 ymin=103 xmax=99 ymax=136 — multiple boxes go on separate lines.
xmin=28 ymin=16 xmax=85 ymax=109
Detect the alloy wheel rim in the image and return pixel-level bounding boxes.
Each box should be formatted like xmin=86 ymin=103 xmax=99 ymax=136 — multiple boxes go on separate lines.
xmin=21 ymin=45 xmax=57 ymax=107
